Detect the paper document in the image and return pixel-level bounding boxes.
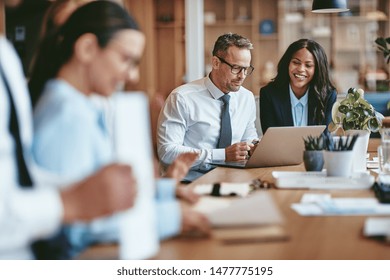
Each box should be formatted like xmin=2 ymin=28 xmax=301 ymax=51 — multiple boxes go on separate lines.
xmin=292 ymin=193 xmax=390 ymax=216
xmin=273 ymin=171 xmax=374 ymax=190
xmin=194 ymin=192 xmax=283 ymax=227
xmin=367 ymin=157 xmax=379 ymax=169
xmin=194 ymin=192 xmax=288 ymax=243
xmin=113 ymin=93 xmax=159 ymax=260
xmin=363 ymin=217 xmax=390 ymax=237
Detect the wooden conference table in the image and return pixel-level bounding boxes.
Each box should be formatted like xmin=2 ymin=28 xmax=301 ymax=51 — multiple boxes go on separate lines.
xmin=79 ymin=139 xmax=390 ymax=260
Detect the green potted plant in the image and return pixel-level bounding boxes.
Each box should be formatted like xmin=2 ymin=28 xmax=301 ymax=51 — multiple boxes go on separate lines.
xmin=375 ymin=36 xmax=390 ymax=118
xmin=375 ymin=37 xmax=390 ymax=64
xmin=328 ymin=87 xmax=383 ymax=172
xmin=303 ymin=135 xmax=325 ymax=171
xmin=328 ymin=87 xmax=382 ymax=134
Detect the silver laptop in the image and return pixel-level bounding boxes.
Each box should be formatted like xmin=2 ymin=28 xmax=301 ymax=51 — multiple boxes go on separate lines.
xmin=210 ymin=125 xmax=326 ymax=169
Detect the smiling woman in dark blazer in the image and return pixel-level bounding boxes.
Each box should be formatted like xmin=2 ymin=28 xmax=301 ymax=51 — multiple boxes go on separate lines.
xmin=259 ymin=38 xmax=337 ymax=134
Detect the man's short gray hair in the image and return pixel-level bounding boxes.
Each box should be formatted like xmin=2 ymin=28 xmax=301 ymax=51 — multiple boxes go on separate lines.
xmin=212 ymin=33 xmax=253 ymax=57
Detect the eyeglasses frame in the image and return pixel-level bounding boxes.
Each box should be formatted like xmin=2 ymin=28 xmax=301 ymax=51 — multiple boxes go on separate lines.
xmin=215 ymin=55 xmax=254 ymax=76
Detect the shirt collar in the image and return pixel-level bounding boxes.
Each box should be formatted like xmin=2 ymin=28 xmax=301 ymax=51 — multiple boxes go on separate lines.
xmin=289 ymin=84 xmax=309 ymax=107
xmin=205 ymin=74 xmax=226 ymax=100
xmin=47 ymin=79 xmax=105 ymax=123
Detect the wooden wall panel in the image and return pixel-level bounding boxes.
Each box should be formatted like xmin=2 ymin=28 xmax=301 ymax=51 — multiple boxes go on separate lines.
xmin=0 ymin=2 xmax=4 ymax=34
xmin=124 ymin=0 xmax=157 ymax=96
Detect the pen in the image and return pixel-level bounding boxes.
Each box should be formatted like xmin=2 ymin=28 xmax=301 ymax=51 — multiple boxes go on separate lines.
xmin=247 ymin=140 xmax=259 ymax=158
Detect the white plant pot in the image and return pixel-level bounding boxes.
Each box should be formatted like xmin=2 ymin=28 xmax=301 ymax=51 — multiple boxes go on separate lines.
xmin=345 ymin=130 xmax=370 ymax=172
xmin=324 ymin=150 xmax=354 ymax=177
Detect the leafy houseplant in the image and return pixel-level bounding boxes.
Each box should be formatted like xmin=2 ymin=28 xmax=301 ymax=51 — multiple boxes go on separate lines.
xmin=375 ymin=37 xmax=390 ymax=109
xmin=328 ymin=88 xmax=382 ymax=172
xmin=375 ymin=37 xmax=390 ymax=64
xmin=303 ymin=135 xmax=325 ymax=172
xmin=328 ymin=87 xmax=382 ymax=134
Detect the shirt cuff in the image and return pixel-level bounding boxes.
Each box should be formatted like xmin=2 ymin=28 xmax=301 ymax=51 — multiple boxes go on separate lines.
xmin=156 ymin=200 xmax=181 ymax=240
xmin=212 ymin=148 xmax=226 ymax=161
xmin=155 ymin=178 xmax=176 ymax=201
xmin=12 ymin=188 xmax=63 ymax=241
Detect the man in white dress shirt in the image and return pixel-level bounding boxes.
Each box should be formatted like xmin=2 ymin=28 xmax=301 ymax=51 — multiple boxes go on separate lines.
xmin=157 ymin=33 xmax=259 ymax=182
xmin=0 ymin=0 xmax=137 ymax=259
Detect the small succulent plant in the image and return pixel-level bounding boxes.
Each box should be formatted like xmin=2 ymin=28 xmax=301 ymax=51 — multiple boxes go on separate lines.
xmin=324 ymin=133 xmax=359 ymax=151
xmin=303 ymin=135 xmax=325 ymax=151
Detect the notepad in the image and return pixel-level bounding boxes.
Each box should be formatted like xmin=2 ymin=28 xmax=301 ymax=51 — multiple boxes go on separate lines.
xmin=194 ymin=192 xmax=283 ymax=227
xmin=193 ymin=192 xmax=288 ymax=243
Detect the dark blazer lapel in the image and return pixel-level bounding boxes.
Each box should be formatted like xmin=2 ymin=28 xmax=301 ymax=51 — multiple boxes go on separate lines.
xmin=280 ymin=84 xmax=293 ymax=126
xmin=308 ymin=89 xmax=316 ymax=125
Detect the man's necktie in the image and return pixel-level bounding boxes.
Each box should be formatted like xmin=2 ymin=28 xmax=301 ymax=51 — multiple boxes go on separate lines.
xmin=0 ymin=65 xmax=33 ymax=187
xmin=217 ymin=94 xmax=232 ymax=148
xmin=0 ymin=64 xmax=70 ymax=259
xmin=295 ymin=102 xmax=304 ymax=127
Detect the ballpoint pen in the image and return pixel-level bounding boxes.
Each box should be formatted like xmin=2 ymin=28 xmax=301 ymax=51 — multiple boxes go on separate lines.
xmin=248 ymin=139 xmax=260 ymax=157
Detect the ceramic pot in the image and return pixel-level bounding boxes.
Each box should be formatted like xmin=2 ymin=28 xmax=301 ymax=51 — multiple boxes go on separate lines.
xmin=345 ymin=130 xmax=370 ymax=172
xmin=303 ymin=150 xmax=324 ymax=171
xmin=324 ymin=150 xmax=354 ymax=177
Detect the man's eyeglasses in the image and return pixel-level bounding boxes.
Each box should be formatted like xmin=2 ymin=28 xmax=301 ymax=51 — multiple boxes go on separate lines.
xmin=216 ymin=56 xmax=254 ymax=76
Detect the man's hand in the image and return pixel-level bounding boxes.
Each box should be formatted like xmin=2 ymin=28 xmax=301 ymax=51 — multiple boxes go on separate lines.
xmin=180 ymin=203 xmax=211 ymax=236
xmin=225 ymin=142 xmax=252 ymax=161
xmin=165 ymin=152 xmax=198 ymax=183
xmin=176 ymin=187 xmax=199 ymax=204
xmin=61 ymin=164 xmax=137 ymax=223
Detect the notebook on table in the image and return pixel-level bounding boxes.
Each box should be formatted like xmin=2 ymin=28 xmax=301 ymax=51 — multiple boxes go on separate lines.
xmin=210 ymin=125 xmax=326 ymax=169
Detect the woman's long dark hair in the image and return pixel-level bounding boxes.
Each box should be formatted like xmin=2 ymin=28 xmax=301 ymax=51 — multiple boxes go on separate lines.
xmin=28 ymin=1 xmax=140 ymax=107
xmin=271 ymin=38 xmax=335 ymax=124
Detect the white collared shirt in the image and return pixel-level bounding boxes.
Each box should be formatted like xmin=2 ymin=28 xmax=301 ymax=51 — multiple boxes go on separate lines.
xmin=0 ymin=36 xmax=62 ymax=259
xmin=157 ymin=76 xmax=258 ymax=181
xmin=289 ymin=84 xmax=309 ymax=127
xmin=33 ymin=81 xmax=182 ymax=253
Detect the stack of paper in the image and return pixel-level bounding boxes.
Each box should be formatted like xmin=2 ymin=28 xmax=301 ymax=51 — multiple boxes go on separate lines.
xmin=194 ymin=192 xmax=288 ymax=243
xmin=292 ymin=193 xmax=390 ymax=216
xmin=272 ymin=171 xmax=374 ymax=190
